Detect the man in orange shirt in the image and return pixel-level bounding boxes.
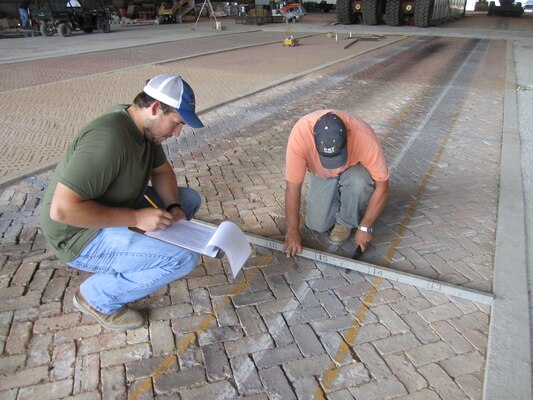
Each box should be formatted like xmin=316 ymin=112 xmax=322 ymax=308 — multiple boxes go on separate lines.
xmin=283 ymin=110 xmax=390 ymax=257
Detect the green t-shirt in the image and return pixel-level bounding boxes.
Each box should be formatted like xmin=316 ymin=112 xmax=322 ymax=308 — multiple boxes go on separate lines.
xmin=40 ymin=105 xmax=167 ymax=262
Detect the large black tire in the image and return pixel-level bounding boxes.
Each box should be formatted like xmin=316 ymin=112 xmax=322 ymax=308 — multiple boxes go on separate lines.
xmin=385 ymin=0 xmax=403 ymax=25
xmin=414 ymin=0 xmax=434 ymax=27
xmin=40 ymin=21 xmax=54 ymax=36
xmin=58 ymin=22 xmax=72 ymax=37
xmin=336 ymin=0 xmax=356 ymax=24
xmin=363 ymin=0 xmax=381 ymax=25
xmin=101 ymin=20 xmax=111 ymax=33
xmin=487 ymin=0 xmax=495 ymax=15
xmin=515 ymin=2 xmax=524 ymax=16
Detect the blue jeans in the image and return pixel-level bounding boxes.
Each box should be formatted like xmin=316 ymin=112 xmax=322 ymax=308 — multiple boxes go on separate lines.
xmin=19 ymin=8 xmax=29 ymax=28
xmin=305 ymin=164 xmax=375 ymax=232
xmin=68 ymin=187 xmax=201 ymax=314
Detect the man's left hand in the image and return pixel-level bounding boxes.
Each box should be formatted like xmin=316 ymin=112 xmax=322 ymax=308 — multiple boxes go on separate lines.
xmin=169 ymin=206 xmax=187 ymax=222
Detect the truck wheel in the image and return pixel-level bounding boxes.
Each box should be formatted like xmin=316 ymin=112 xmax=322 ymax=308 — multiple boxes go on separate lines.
xmin=363 ymin=0 xmax=381 ymax=25
xmin=40 ymin=21 xmax=54 ymax=36
xmin=414 ymin=0 xmax=434 ymax=27
xmin=58 ymin=23 xmax=72 ymax=37
xmin=101 ymin=20 xmax=111 ymax=33
xmin=385 ymin=0 xmax=403 ymax=25
xmin=336 ymin=0 xmax=356 ymax=24
xmin=487 ymin=1 xmax=495 ymax=15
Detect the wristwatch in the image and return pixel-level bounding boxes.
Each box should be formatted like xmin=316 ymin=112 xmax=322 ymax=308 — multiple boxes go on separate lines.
xmin=358 ymin=225 xmax=373 ymax=233
xmin=166 ymin=203 xmax=181 ymax=212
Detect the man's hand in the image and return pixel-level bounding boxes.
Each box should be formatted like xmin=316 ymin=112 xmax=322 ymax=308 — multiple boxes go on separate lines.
xmin=283 ymin=230 xmax=303 ymax=257
xmin=135 ymin=208 xmax=174 ymax=232
xmin=354 ymin=179 xmax=389 ymax=253
xmin=284 ymin=181 xmax=304 ymax=257
xmin=168 ymin=206 xmax=186 ymax=222
xmin=354 ymin=229 xmax=372 ymax=252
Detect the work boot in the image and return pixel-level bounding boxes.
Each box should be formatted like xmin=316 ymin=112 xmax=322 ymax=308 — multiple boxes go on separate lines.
xmin=73 ymin=290 xmax=145 ymax=331
xmin=329 ymin=222 xmax=352 ymax=245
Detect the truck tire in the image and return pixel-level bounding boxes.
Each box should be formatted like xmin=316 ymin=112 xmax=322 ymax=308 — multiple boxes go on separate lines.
xmin=414 ymin=0 xmax=433 ymax=27
xmin=58 ymin=23 xmax=72 ymax=37
xmin=40 ymin=21 xmax=54 ymax=36
xmin=363 ymin=0 xmax=381 ymax=25
xmin=385 ymin=0 xmax=403 ymax=25
xmin=487 ymin=0 xmax=495 ymax=15
xmin=101 ymin=20 xmax=111 ymax=33
xmin=336 ymin=0 xmax=356 ymax=24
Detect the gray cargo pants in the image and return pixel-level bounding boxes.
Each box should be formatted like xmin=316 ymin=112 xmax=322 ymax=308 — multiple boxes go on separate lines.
xmin=305 ymin=164 xmax=375 ymax=233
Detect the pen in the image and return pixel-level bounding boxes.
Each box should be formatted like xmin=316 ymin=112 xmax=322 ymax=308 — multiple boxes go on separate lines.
xmin=144 ymin=195 xmax=159 ymax=209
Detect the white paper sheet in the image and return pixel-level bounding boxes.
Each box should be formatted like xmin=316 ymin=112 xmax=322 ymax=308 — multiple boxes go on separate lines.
xmin=145 ymin=220 xmax=251 ymax=278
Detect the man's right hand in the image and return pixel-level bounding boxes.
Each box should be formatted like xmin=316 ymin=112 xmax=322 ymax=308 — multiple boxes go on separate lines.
xmin=284 ymin=181 xmax=304 ymax=257
xmin=283 ymin=230 xmax=303 ymax=257
xmin=135 ymin=208 xmax=174 ymax=232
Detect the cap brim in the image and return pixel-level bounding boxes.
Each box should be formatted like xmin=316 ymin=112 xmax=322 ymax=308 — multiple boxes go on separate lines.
xmin=319 ymin=148 xmax=348 ymax=169
xmin=177 ymin=109 xmax=204 ymax=128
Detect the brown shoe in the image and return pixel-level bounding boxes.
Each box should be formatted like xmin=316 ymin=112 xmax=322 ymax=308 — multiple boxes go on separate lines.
xmin=73 ymin=290 xmax=145 ymax=331
xmin=329 ymin=222 xmax=352 ymax=245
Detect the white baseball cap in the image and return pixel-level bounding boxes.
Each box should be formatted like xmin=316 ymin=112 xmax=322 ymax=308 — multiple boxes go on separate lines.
xmin=143 ymin=74 xmax=204 ymax=128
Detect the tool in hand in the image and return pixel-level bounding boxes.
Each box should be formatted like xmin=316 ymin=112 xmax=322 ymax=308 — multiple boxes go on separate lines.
xmin=352 ymin=245 xmax=362 ymax=259
xmin=345 ymin=245 xmax=362 ymax=274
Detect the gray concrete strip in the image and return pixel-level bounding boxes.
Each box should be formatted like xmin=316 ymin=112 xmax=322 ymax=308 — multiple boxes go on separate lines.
xmin=515 ymin=37 xmax=533 ymax=389
xmin=0 ymin=160 xmax=58 ymax=189
xmin=483 ymin=41 xmax=533 ymax=400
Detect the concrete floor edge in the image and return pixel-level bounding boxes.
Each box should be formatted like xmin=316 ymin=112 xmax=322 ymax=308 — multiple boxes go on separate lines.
xmin=482 ymin=41 xmax=533 ymax=400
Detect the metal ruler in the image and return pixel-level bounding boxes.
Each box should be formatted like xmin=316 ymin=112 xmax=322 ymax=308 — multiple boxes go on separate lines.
xmin=192 ymin=220 xmax=494 ymax=306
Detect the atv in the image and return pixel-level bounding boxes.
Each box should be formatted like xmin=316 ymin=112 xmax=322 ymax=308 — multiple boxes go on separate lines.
xmin=33 ymin=0 xmax=112 ymax=37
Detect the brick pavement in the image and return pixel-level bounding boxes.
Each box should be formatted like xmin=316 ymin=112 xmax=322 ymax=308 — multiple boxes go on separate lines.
xmin=0 ymin=30 xmax=402 ymax=182
xmin=0 ymin=16 xmax=529 ymax=400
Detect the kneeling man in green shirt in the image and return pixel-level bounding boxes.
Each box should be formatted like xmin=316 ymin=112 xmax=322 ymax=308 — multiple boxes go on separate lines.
xmin=40 ymin=74 xmax=204 ymax=331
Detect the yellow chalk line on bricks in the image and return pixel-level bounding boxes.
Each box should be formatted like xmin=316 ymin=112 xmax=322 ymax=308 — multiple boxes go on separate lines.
xmin=319 ymin=88 xmax=438 ymax=392
xmin=128 ymin=252 xmax=274 ymax=400
xmin=317 ymin=96 xmax=465 ymax=397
